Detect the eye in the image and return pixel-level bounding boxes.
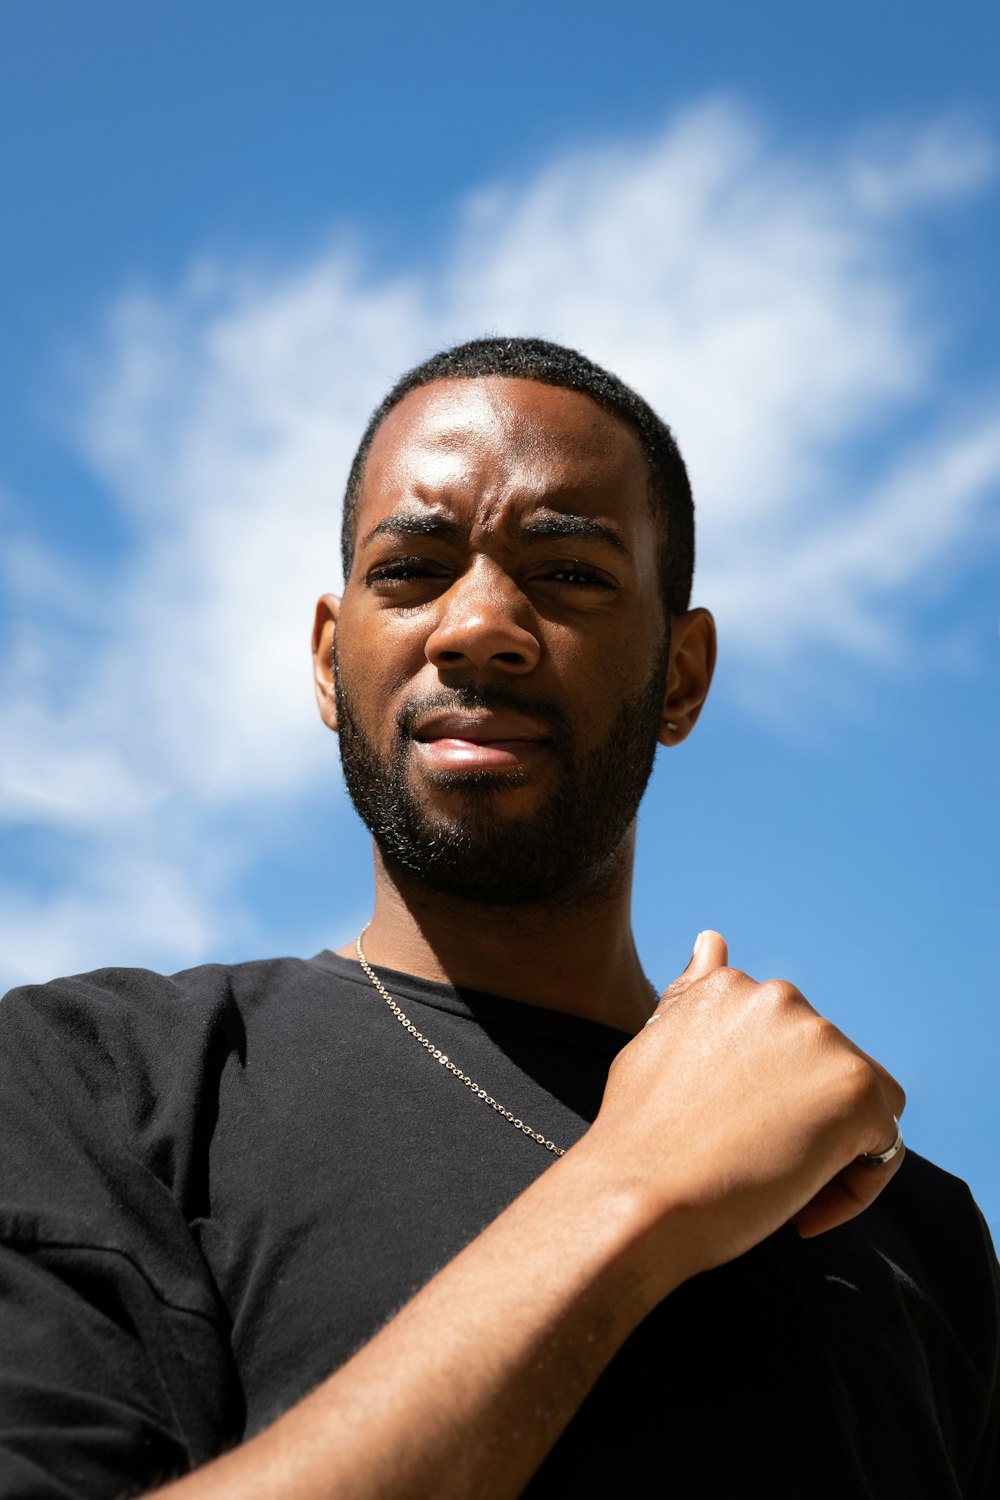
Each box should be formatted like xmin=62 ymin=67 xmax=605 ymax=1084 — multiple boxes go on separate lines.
xmin=537 ymin=560 xmax=619 ymax=590
xmin=366 ymin=556 xmax=450 ymax=590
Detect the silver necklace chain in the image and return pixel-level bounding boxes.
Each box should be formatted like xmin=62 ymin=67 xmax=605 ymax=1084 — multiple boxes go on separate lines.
xmin=355 ymin=926 xmax=565 ymax=1157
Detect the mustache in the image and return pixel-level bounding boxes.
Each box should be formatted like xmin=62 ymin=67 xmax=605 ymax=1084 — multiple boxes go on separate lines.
xmin=396 ymin=685 xmax=570 ymax=740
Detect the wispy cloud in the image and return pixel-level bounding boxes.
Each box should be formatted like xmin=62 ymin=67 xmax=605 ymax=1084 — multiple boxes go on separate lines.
xmin=1 ymin=99 xmax=997 ymax=986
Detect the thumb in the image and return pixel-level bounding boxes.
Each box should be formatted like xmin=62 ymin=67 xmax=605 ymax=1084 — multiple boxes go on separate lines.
xmin=662 ymin=929 xmax=729 ymax=1000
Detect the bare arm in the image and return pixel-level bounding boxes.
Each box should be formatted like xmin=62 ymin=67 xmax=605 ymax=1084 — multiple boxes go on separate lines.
xmin=153 ymin=933 xmax=905 ymax=1500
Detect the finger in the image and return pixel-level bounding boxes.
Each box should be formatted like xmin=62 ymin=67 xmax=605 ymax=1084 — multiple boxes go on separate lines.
xmin=849 ymin=1046 xmax=907 ymax=1123
xmin=792 ymin=1141 xmax=906 ymax=1239
xmin=661 ymin=930 xmax=729 ymax=1003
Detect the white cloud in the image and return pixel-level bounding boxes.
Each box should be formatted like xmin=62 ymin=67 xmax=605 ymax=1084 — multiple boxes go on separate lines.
xmin=844 ymin=116 xmax=995 ymax=215
xmin=1 ymin=98 xmax=998 ymax=985
xmin=0 ymin=847 xmax=219 ymax=990
xmin=702 ymin=402 xmax=1000 ymax=666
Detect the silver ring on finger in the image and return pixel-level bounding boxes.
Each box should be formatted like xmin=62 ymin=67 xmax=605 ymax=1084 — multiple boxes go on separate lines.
xmin=857 ymin=1115 xmax=903 ymax=1166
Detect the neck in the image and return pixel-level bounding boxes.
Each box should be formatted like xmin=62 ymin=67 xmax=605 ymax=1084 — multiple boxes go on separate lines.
xmin=339 ymin=832 xmax=656 ymax=1034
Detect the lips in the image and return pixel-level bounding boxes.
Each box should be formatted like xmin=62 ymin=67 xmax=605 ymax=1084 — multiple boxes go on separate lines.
xmin=412 ymin=710 xmax=552 ymax=744
xmin=410 ymin=709 xmax=553 ymax=772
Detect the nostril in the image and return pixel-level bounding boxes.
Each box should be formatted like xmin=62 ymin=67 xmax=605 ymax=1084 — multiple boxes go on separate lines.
xmin=424 ymin=604 xmax=542 ymax=673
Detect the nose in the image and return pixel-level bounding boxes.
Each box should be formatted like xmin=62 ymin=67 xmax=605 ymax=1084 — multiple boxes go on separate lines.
xmin=424 ymin=561 xmax=541 ymax=675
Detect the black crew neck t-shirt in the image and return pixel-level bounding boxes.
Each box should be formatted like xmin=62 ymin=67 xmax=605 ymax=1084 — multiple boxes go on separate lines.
xmin=0 ymin=952 xmax=997 ymax=1497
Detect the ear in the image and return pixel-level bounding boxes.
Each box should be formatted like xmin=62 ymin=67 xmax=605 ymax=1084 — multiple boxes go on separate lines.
xmin=659 ymin=608 xmax=716 ymax=746
xmin=312 ymin=593 xmax=342 ymax=732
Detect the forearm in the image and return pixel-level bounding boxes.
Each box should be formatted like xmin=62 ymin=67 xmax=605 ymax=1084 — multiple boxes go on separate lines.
xmin=151 ymin=1149 xmax=674 ymax=1500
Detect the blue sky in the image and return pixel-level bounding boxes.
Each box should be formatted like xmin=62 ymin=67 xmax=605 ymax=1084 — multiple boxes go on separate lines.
xmin=1 ymin=1 xmax=997 ymax=1230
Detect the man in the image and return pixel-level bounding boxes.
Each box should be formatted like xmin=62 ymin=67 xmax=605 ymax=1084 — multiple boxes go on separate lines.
xmin=1 ymin=337 xmax=997 ymax=1498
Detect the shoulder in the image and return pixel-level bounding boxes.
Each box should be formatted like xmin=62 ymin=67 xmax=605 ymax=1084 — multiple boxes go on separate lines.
xmin=856 ymin=1148 xmax=999 ymax=1304
xmin=0 ymin=954 xmax=336 ymax=1245
xmin=887 ymin=1152 xmax=1000 ymax=1476
xmin=0 ymin=953 xmax=326 ymax=1050
xmin=845 ymin=1150 xmax=1000 ymax=1417
xmin=0 ymin=951 xmax=369 ymax=1120
xmin=889 ymin=1148 xmax=999 ymax=1318
xmin=885 ymin=1148 xmax=997 ymax=1266
xmin=788 ymin=1150 xmax=1000 ymax=1483
xmin=0 ymin=954 xmax=338 ymax=1170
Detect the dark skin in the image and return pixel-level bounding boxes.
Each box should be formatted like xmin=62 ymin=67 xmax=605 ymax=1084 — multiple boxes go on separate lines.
xmin=312 ymin=375 xmax=716 ymax=1031
xmin=154 ymin=376 xmax=903 ymax=1500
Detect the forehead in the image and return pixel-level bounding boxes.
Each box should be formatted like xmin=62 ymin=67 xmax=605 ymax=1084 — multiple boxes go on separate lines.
xmin=358 ymin=376 xmax=651 ymax=530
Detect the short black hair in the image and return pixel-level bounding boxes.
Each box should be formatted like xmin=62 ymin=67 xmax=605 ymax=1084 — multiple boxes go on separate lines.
xmin=341 ymin=335 xmax=695 ymax=614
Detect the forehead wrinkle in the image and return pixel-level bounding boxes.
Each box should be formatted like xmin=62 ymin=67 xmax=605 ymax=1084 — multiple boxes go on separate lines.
xmin=360 ymin=494 xmax=632 ymax=567
xmin=360 ymin=378 xmax=655 ymax=550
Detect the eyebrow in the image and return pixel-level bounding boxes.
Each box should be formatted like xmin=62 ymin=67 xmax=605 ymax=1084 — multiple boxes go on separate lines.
xmin=360 ymin=510 xmax=628 ymax=553
xmin=519 ymin=513 xmax=627 ymax=553
xmin=360 ymin=513 xmax=465 ymax=549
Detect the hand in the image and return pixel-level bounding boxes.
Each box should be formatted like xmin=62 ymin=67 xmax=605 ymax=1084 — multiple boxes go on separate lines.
xmin=584 ymin=931 xmax=906 ymax=1290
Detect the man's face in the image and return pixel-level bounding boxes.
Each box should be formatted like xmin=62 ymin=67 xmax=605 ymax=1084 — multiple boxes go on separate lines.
xmin=325 ymin=376 xmax=676 ymax=906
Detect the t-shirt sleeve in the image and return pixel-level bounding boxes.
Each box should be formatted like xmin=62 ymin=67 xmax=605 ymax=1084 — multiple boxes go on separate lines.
xmin=0 ymin=976 xmax=242 ymax=1499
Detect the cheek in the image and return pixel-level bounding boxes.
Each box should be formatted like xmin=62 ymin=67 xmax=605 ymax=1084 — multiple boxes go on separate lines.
xmin=549 ymin=621 xmax=660 ymax=700
xmin=336 ymin=612 xmax=426 ymax=729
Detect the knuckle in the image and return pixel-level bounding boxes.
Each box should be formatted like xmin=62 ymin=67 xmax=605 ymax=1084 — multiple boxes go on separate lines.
xmin=837 ymin=1051 xmax=878 ymax=1110
xmin=880 ymin=1069 xmax=906 ymax=1116
xmin=757 ymin=977 xmax=802 ymax=1011
xmin=884 ymin=1086 xmax=907 ymax=1123
xmin=813 ymin=1014 xmax=842 ymax=1047
xmin=698 ymin=965 xmax=742 ymax=997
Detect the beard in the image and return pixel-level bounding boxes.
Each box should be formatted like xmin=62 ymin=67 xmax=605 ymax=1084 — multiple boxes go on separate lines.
xmin=333 ymin=643 xmax=669 ymax=907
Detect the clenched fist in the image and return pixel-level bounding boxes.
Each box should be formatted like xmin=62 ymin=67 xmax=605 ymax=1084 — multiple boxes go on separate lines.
xmin=581 ymin=931 xmax=905 ymax=1295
